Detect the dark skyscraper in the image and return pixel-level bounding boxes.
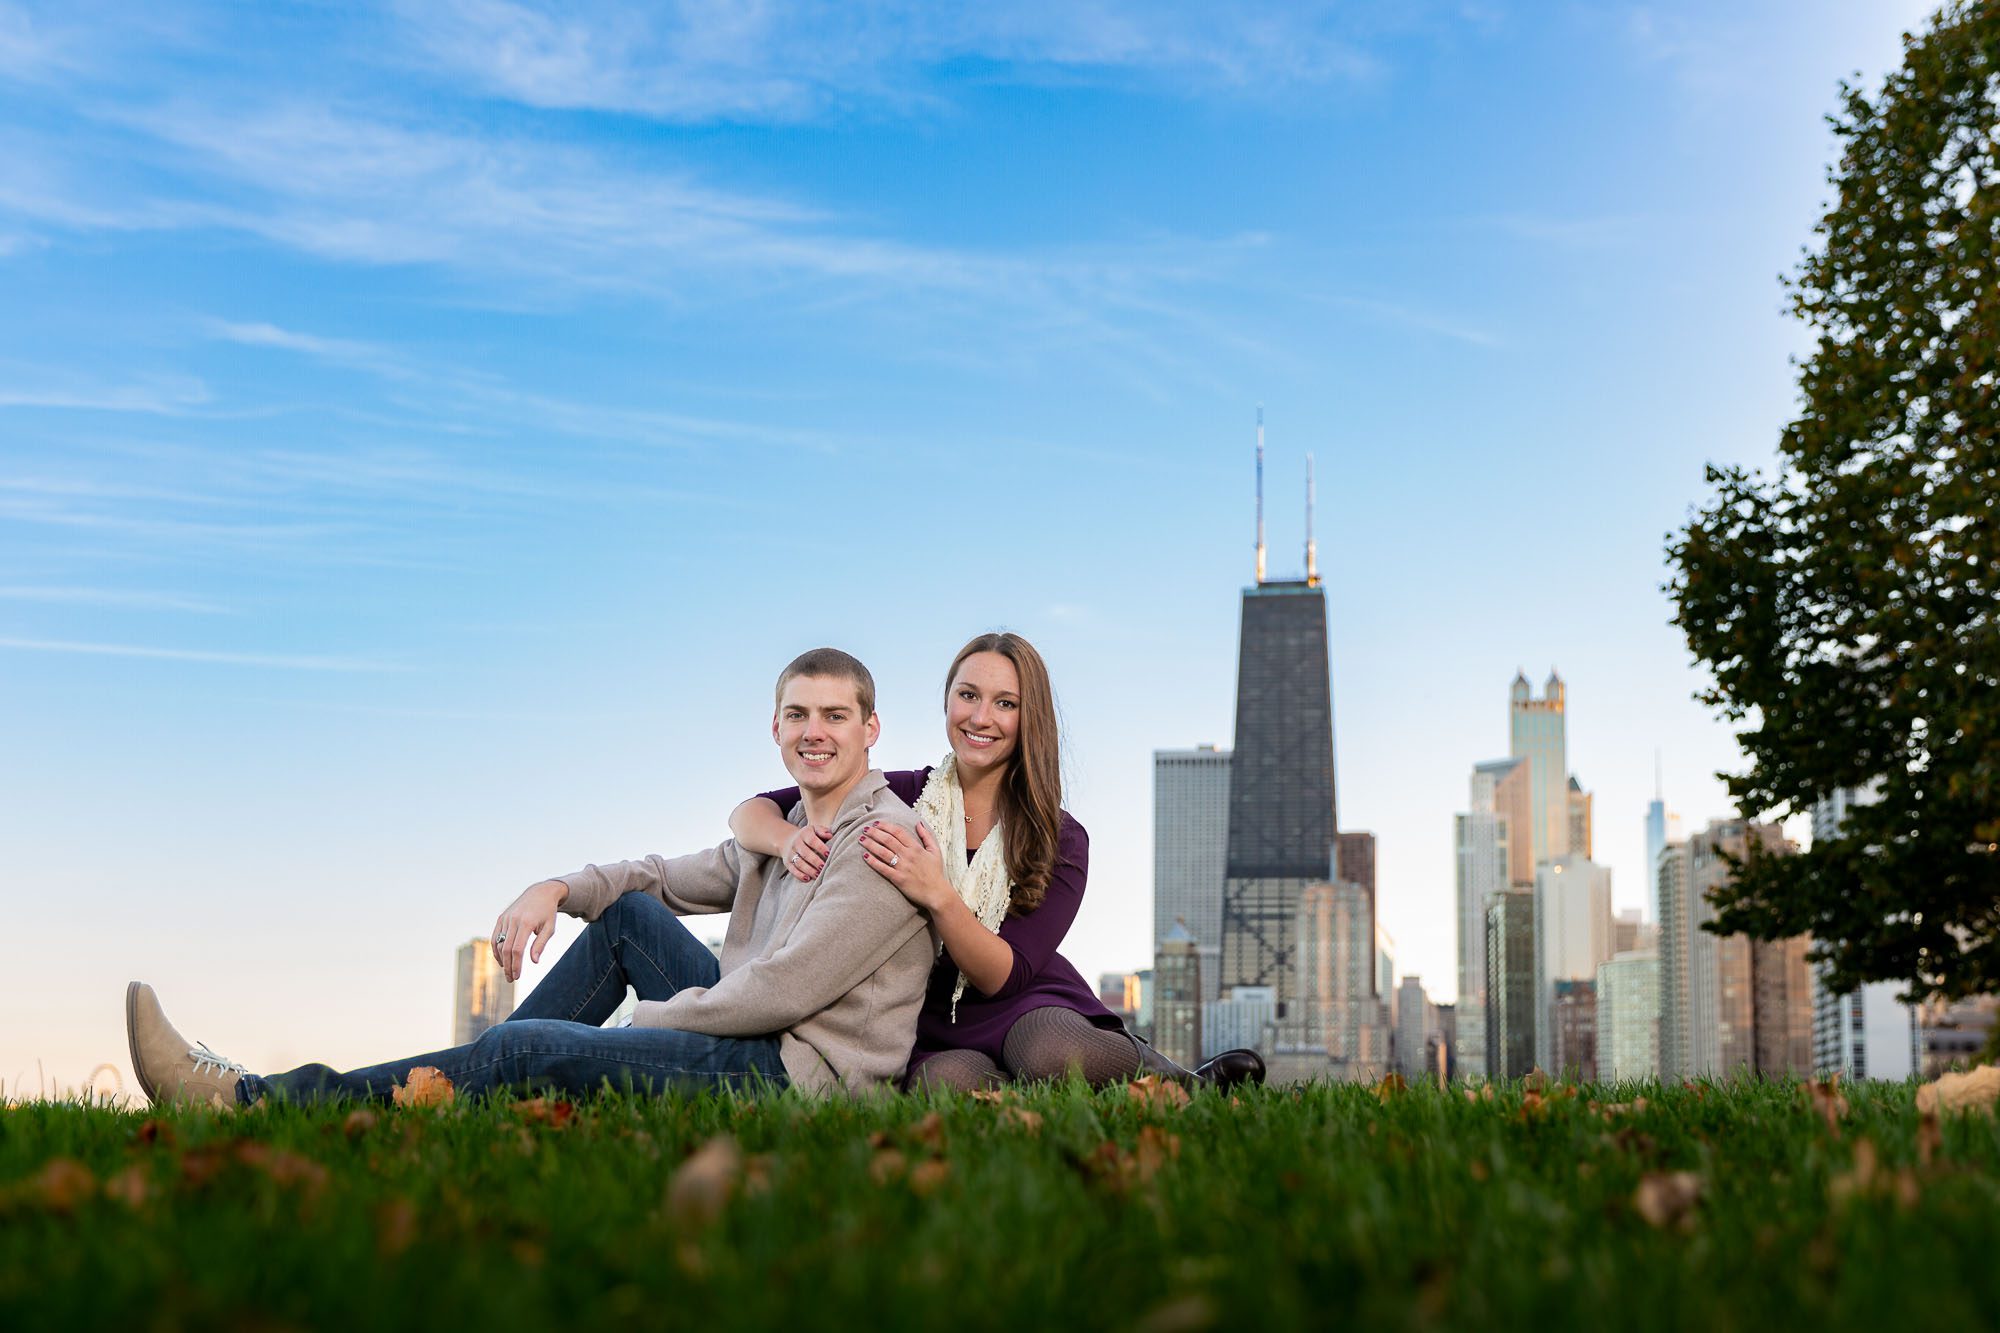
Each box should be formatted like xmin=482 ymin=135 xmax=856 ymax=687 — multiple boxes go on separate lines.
xmin=1219 ymin=417 xmax=1340 ymax=1017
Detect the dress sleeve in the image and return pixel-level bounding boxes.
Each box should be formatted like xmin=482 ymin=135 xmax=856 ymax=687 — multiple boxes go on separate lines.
xmin=752 ymin=768 xmax=928 ymax=818
xmin=978 ymin=816 xmax=1089 ymax=1001
xmin=752 ymin=785 xmax=803 ymax=816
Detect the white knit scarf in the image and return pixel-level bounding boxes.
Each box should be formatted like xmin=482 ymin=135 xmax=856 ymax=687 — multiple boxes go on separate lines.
xmin=914 ymin=754 xmax=1013 ymax=1021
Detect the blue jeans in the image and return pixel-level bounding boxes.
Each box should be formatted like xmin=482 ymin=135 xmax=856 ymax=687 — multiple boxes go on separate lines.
xmin=246 ymin=893 xmax=788 ymax=1104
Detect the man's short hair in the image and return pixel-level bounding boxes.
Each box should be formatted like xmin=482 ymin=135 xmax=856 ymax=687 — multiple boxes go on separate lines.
xmin=774 ymin=647 xmax=876 ymax=716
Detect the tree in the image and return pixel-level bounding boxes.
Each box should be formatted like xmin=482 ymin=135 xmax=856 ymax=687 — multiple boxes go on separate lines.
xmin=1667 ymin=1 xmax=2000 ymax=1002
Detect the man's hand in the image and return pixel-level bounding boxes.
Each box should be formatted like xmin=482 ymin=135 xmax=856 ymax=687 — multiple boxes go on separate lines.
xmin=492 ymin=879 xmax=567 ymax=983
xmin=783 ymin=824 xmax=833 ymax=881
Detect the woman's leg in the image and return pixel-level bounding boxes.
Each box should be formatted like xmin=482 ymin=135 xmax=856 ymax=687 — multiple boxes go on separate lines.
xmin=903 ymin=1049 xmax=1007 ymax=1094
xmin=508 ymin=892 xmax=722 ymax=1026
xmin=1000 ymin=1007 xmax=1144 ymax=1086
xmin=247 ymin=1020 xmax=786 ymax=1105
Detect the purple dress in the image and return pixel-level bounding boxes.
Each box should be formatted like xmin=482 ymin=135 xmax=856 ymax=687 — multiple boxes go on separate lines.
xmin=754 ymin=767 xmax=1121 ymax=1072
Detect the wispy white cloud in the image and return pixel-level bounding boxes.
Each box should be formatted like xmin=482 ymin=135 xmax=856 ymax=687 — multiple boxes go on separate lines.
xmin=389 ymin=0 xmax=1388 ymax=121
xmin=208 ymin=320 xmax=401 ymax=372
xmin=0 ymin=372 xmax=210 ymax=414
xmin=203 ymin=317 xmax=854 ymax=454
xmin=0 ymin=0 xmax=82 ymax=82
xmin=0 ymin=635 xmax=397 ymax=671
xmin=0 ymin=585 xmax=230 ymax=613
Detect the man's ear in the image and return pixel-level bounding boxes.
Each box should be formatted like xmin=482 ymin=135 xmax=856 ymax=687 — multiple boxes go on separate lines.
xmin=772 ymin=710 xmax=782 ymax=746
xmin=864 ymin=711 xmax=880 ymax=749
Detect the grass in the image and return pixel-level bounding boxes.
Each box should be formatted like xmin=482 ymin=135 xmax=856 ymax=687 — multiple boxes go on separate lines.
xmin=3 ymin=1076 xmax=1997 ymax=1330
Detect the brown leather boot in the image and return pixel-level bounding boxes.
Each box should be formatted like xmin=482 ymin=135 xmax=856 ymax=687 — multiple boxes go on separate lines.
xmin=125 ymin=982 xmax=248 ymax=1110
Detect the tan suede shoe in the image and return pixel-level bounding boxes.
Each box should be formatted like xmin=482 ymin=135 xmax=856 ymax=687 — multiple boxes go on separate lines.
xmin=125 ymin=982 xmax=248 ymax=1110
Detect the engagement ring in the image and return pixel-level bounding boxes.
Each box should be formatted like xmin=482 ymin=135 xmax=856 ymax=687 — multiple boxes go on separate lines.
xmin=889 ymin=853 xmax=900 ymax=867
xmin=495 ymin=932 xmax=508 ymax=945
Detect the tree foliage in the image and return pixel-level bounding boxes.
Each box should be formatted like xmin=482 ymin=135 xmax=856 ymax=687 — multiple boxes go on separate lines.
xmin=1667 ymin=1 xmax=2000 ymax=1001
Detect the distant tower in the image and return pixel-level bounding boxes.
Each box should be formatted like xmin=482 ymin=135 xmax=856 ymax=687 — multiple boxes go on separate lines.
xmin=1644 ymin=752 xmax=1668 ymax=924
xmin=1304 ymin=453 xmax=1318 ymax=586
xmin=1154 ymin=745 xmax=1231 ymax=1003
xmin=1220 ymin=415 xmax=1340 ymax=1021
xmin=1155 ymin=921 xmax=1204 ymax=1069
xmin=1509 ymin=669 xmax=1571 ymax=870
xmin=454 ymin=939 xmax=514 ymax=1046
xmin=1809 ymin=786 xmax=1919 ymax=1079
xmin=1254 ymin=407 xmax=1268 ymax=584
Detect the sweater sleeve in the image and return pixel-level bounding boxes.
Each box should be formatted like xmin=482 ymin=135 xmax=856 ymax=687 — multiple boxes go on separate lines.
xmin=979 ymin=817 xmax=1090 ymax=1001
xmin=554 ymin=842 xmax=742 ymax=921
xmin=632 ymin=825 xmax=928 ymax=1036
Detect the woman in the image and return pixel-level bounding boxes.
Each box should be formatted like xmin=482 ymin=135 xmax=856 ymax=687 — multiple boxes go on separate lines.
xmin=731 ymin=631 xmax=1262 ymax=1092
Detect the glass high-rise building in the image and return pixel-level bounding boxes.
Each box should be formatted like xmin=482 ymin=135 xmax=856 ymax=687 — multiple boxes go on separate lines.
xmin=1596 ymin=950 xmax=1660 ymax=1081
xmin=1658 ymin=819 xmax=1797 ymax=1077
xmin=1154 ymin=922 xmax=1203 ymax=1068
xmin=453 ymin=938 xmax=514 ymax=1046
xmin=1508 ymin=670 xmax=1571 ymax=869
xmin=1531 ymin=854 xmax=1614 ymax=1072
xmin=1220 ymin=579 xmax=1339 ymax=1017
xmin=1485 ymin=888 xmax=1536 ymax=1080
xmin=1454 ymin=755 xmax=1525 ymax=1078
xmin=1809 ymin=786 xmax=1919 ymax=1079
xmin=1153 ymin=745 xmax=1231 ymax=1004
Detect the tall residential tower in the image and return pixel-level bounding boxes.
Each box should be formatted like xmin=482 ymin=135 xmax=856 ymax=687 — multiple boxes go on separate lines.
xmin=1153 ymin=745 xmax=1231 ymax=1003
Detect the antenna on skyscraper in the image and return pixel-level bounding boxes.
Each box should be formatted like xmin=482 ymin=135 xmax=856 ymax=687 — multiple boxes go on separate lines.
xmin=1305 ymin=451 xmax=1318 ymax=586
xmin=1655 ymin=748 xmax=1663 ymax=802
xmin=1255 ymin=405 xmax=1267 ymax=584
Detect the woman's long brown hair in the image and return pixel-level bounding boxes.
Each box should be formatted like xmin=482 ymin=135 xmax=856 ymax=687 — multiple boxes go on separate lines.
xmin=945 ymin=632 xmax=1063 ymax=914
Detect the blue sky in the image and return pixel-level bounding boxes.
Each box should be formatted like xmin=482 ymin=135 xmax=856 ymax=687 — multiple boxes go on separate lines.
xmin=0 ymin=0 xmax=1936 ymax=1096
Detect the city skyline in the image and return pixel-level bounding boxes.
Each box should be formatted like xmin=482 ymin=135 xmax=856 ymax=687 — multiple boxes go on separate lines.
xmin=0 ymin=2 xmax=1936 ymax=1094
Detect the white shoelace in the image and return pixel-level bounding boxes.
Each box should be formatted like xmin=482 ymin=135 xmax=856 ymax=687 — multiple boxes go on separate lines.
xmin=188 ymin=1041 xmax=249 ymax=1077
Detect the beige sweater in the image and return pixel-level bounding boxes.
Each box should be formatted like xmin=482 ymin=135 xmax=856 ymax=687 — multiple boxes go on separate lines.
xmin=554 ymin=770 xmax=937 ymax=1096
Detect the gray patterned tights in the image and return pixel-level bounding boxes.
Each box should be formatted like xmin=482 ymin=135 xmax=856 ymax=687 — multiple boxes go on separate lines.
xmin=905 ymin=1005 xmax=1192 ymax=1092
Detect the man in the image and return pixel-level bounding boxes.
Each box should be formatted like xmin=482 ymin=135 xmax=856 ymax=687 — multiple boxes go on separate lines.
xmin=127 ymin=648 xmax=938 ymax=1105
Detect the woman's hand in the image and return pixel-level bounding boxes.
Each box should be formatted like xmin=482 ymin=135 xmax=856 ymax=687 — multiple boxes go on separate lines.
xmin=783 ymin=823 xmax=833 ymax=882
xmin=492 ymin=879 xmax=566 ymax=983
xmin=861 ymin=820 xmax=951 ymax=913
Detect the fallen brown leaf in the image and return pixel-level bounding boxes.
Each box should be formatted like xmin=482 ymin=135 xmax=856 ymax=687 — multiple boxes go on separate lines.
xmin=391 ymin=1067 xmax=455 ymax=1109
xmin=1521 ymin=1068 xmax=1550 ymax=1093
xmin=1828 ymin=1137 xmax=1920 ymax=1207
xmin=1000 ymin=1105 xmax=1044 ymax=1135
xmin=1917 ymin=1109 xmax=1942 ymax=1167
xmin=1633 ymin=1170 xmax=1702 ymax=1229
xmin=1134 ymin=1125 xmax=1182 ymax=1177
xmin=514 ymin=1098 xmax=576 ymax=1128
xmin=32 ymin=1158 xmax=96 ymax=1213
xmin=743 ymin=1152 xmax=774 ymax=1196
xmin=869 ymin=1148 xmax=908 ymax=1185
xmin=907 ymin=1159 xmax=952 ymax=1196
xmin=1374 ymin=1072 xmax=1407 ymax=1101
xmin=103 ymin=1165 xmax=150 ymax=1209
xmin=666 ymin=1135 xmax=741 ymax=1228
xmin=1128 ymin=1075 xmax=1190 ymax=1112
xmin=908 ymin=1111 xmax=947 ymax=1149
xmin=343 ymin=1108 xmax=380 ymax=1138
xmin=1806 ymin=1075 xmax=1848 ymax=1134
xmin=1915 ymin=1065 xmax=2000 ymax=1117
xmin=135 ymin=1118 xmax=174 ymax=1148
